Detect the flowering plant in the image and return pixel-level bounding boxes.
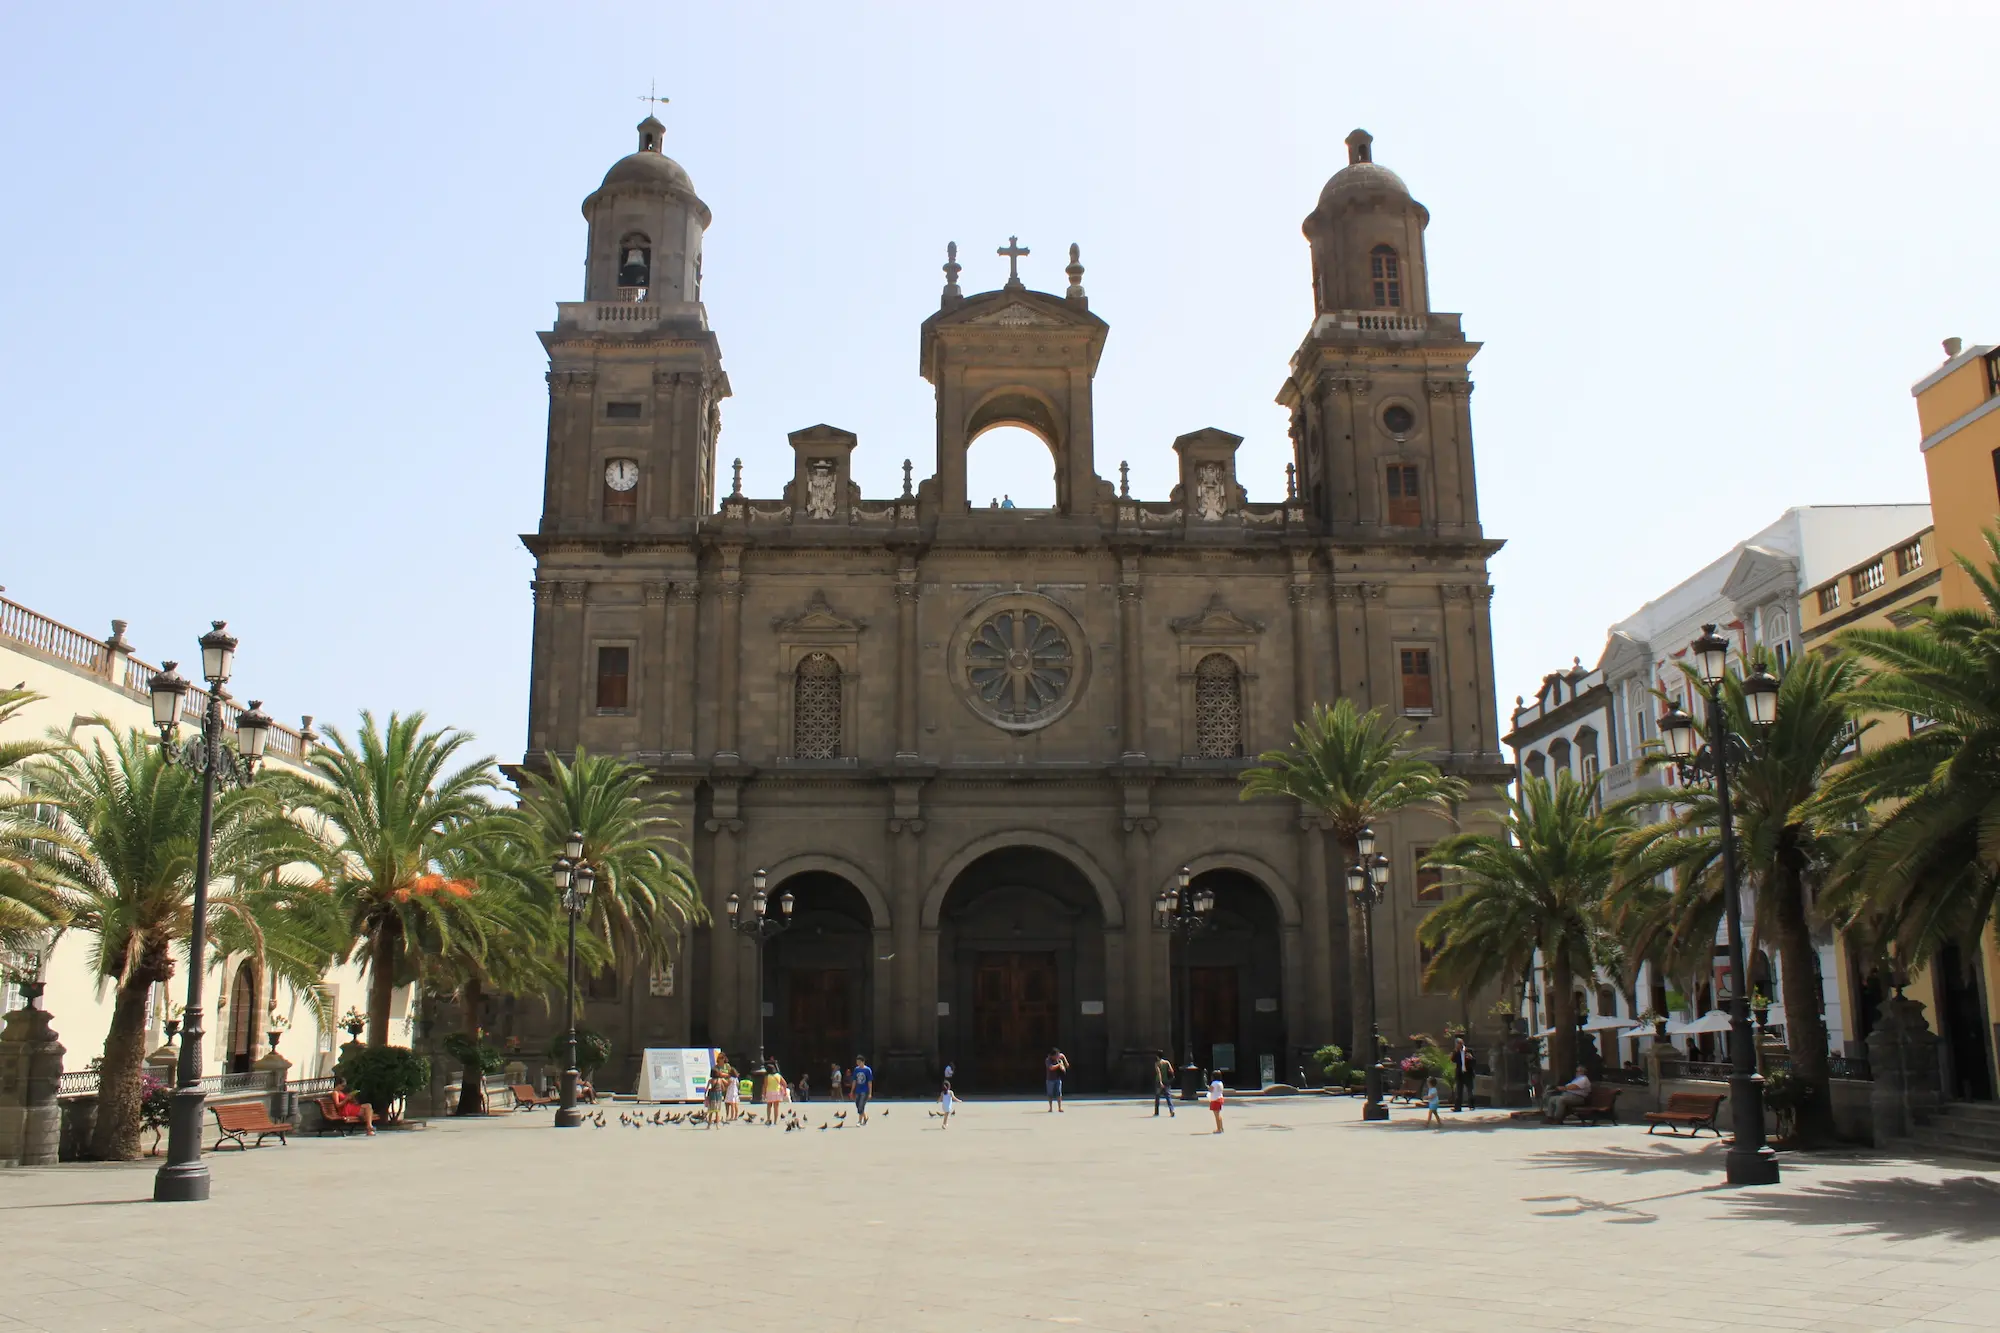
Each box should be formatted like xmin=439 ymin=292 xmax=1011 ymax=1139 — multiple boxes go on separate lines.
xmin=140 ymin=1072 xmax=174 ymax=1154
xmin=340 ymin=1007 xmax=366 ymax=1036
xmin=268 ymin=1010 xmax=291 ymax=1032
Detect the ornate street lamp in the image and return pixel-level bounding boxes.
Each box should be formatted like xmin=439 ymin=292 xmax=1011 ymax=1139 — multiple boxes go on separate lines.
xmin=1346 ymin=830 xmax=1390 ymax=1123
xmin=726 ymin=868 xmax=794 ymax=1073
xmin=150 ymin=623 xmax=272 ymax=1203
xmin=1657 ymin=624 xmax=1781 ymax=1187
xmin=555 ymin=836 xmax=596 ymax=1129
xmin=1156 ymin=865 xmax=1214 ymax=1100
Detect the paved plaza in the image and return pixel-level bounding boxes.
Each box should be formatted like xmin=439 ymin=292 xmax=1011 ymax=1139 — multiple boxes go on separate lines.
xmin=4 ymin=1096 xmax=2000 ymax=1332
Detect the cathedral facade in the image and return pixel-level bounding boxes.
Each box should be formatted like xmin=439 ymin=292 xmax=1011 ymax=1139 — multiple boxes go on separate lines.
xmin=519 ymin=119 xmax=1508 ymax=1091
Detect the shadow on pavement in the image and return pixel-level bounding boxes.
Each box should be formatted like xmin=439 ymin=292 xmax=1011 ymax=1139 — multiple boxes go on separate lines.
xmin=1528 ymin=1143 xmax=1730 ymax=1176
xmin=1722 ymin=1174 xmax=2000 ymax=1242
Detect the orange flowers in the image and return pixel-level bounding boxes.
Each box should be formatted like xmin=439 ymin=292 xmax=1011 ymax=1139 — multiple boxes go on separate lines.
xmin=392 ymin=875 xmax=477 ymax=903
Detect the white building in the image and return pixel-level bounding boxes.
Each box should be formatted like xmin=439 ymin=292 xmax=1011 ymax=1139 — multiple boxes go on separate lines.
xmin=1 ymin=592 xmax=378 ymax=1079
xmin=1503 ymin=504 xmax=1931 ymax=1063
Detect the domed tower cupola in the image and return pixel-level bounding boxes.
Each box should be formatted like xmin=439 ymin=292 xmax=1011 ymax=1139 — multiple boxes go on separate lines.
xmin=1303 ymin=129 xmax=1432 ymax=316
xmin=580 ymin=116 xmax=713 ymax=304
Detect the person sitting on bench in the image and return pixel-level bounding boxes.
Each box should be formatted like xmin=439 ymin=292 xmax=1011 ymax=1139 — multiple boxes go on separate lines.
xmin=330 ymin=1076 xmax=377 ymax=1136
xmin=1543 ymin=1066 xmax=1592 ymax=1123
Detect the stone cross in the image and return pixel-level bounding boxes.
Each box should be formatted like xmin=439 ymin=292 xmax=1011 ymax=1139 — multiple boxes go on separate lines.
xmin=998 ymin=236 xmax=1030 ymax=288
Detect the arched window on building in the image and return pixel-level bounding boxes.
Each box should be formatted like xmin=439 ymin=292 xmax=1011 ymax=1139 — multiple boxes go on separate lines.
xmin=1193 ymin=653 xmax=1244 ymax=758
xmin=617 ymin=232 xmax=652 ymax=292
xmin=1549 ymin=736 xmax=1572 ymax=778
xmin=1525 ymin=751 xmax=1546 ymax=783
xmin=792 ymin=653 xmax=842 ymax=759
xmin=1370 ymin=245 xmax=1402 ymax=308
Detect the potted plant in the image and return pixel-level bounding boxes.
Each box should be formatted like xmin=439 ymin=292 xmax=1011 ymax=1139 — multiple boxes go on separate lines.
xmin=1763 ymin=1067 xmax=1811 ymax=1143
xmin=340 ymin=1007 xmax=366 ymax=1040
xmin=164 ymin=1002 xmax=184 ymax=1043
xmin=267 ymin=1010 xmax=290 ymax=1055
xmin=1749 ymin=988 xmax=1773 ymax=1031
xmin=1636 ymin=1008 xmax=1669 ymax=1041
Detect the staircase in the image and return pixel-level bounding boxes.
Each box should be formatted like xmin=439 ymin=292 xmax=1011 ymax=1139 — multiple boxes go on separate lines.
xmin=1905 ymin=1101 xmax=2000 ymax=1162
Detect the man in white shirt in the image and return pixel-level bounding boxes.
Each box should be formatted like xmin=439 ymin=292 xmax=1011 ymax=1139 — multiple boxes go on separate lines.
xmin=1543 ymin=1066 xmax=1592 ymax=1123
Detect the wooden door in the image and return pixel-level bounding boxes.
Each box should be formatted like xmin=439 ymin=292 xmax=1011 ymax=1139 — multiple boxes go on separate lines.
xmin=973 ymin=952 xmax=1058 ymax=1089
xmin=786 ymin=968 xmax=853 ymax=1080
xmin=1190 ymin=965 xmax=1238 ymax=1074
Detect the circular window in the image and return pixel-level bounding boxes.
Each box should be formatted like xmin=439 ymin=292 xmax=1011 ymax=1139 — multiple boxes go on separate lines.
xmin=949 ymin=593 xmax=1090 ymax=733
xmin=1381 ymin=403 xmax=1416 ymax=436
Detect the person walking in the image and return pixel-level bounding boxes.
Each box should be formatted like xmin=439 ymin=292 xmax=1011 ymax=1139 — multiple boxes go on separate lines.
xmin=1045 ymin=1048 xmax=1070 ymax=1113
xmin=796 ymin=1072 xmax=811 ymax=1103
xmin=703 ymin=1068 xmax=724 ymax=1126
xmin=832 ymin=1061 xmax=846 ymax=1102
xmin=851 ymin=1054 xmax=874 ymax=1124
xmin=1152 ymin=1051 xmax=1177 ymax=1118
xmin=1424 ymin=1075 xmax=1443 ymax=1128
xmin=763 ymin=1065 xmax=786 ymax=1124
xmin=723 ymin=1068 xmax=742 ymax=1122
xmin=1450 ymin=1036 xmax=1476 ymax=1112
xmin=938 ymin=1076 xmax=957 ymax=1128
xmin=1207 ymin=1075 xmax=1226 ymax=1133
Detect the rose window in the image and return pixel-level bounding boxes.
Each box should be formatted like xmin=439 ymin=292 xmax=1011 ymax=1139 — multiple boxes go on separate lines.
xmin=965 ymin=608 xmax=1074 ymax=726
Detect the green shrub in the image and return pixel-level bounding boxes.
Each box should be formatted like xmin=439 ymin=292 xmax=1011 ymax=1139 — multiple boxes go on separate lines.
xmin=442 ymin=1032 xmax=507 ymax=1076
xmin=545 ymin=1027 xmax=612 ymax=1077
xmin=1312 ymin=1044 xmax=1353 ymax=1087
xmin=335 ymin=1045 xmax=431 ymax=1118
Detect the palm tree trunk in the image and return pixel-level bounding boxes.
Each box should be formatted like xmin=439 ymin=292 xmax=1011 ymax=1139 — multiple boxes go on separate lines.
xmin=367 ymin=918 xmax=399 ymax=1047
xmin=1546 ymin=960 xmax=1577 ymax=1083
xmin=89 ymin=968 xmax=157 ymax=1161
xmin=1337 ymin=835 xmax=1370 ymax=1058
xmin=1770 ymin=862 xmax=1836 ymax=1145
xmin=455 ymin=976 xmax=486 ymax=1116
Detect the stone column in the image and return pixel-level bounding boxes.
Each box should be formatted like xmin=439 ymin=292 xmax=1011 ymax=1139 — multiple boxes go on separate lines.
xmin=255 ymin=1048 xmax=293 ymax=1124
xmin=1121 ymin=812 xmax=1161 ymax=1060
xmin=555 ymin=581 xmax=589 ymax=753
xmin=889 ymin=804 xmax=925 ymax=1050
xmin=714 ymin=551 xmax=744 ymax=763
xmin=703 ymin=816 xmax=744 ymax=1056
xmin=1329 ymin=583 xmax=1367 ymax=701
xmin=894 ymin=562 xmax=921 ymax=761
xmin=669 ymin=583 xmax=699 ymax=760
xmin=1867 ymin=994 xmax=1943 ymax=1146
xmin=527 ymin=580 xmax=558 ymax=754
xmin=0 ymin=991 xmax=64 ymax=1167
xmin=640 ymin=582 xmax=670 ymax=759
xmin=1117 ymin=555 xmax=1146 ymax=760
xmin=1298 ymin=815 xmax=1335 ymax=1050
xmin=1288 ymin=557 xmax=1317 ymax=716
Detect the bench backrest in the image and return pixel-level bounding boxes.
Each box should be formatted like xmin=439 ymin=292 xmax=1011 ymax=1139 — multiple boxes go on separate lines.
xmin=510 ymin=1084 xmax=539 ymax=1099
xmin=1587 ymin=1086 xmax=1620 ymax=1109
xmin=214 ymin=1102 xmax=274 ymax=1129
xmin=1665 ymin=1092 xmax=1724 ymax=1115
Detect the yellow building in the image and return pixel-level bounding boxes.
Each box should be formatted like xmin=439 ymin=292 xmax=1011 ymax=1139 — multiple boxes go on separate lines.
xmin=1915 ymin=338 xmax=2000 ymax=608
xmin=1 ymin=593 xmax=384 ymax=1082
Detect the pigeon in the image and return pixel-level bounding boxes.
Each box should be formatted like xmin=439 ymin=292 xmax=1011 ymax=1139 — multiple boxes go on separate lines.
xmin=835 ymin=1110 xmax=847 ymax=1120
xmin=819 ymin=1124 xmax=829 ymax=1131
xmin=618 ymin=1112 xmax=631 ymax=1127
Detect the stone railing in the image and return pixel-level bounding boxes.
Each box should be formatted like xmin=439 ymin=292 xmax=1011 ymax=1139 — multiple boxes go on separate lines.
xmin=56 ymin=1068 xmax=280 ymax=1101
xmin=1311 ymin=309 xmax=1463 ymax=340
xmin=0 ymin=598 xmax=106 ymax=674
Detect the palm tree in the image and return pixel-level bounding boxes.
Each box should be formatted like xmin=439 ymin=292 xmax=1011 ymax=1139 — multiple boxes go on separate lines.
xmin=1420 ymin=772 xmax=1627 ymax=1077
xmin=1823 ymin=533 xmax=2000 ymax=969
xmin=1616 ymin=654 xmax=1862 ymax=1145
xmin=1240 ymin=699 xmax=1468 ymax=1054
xmin=273 ymin=712 xmax=502 ymax=1047
xmin=0 ymin=687 xmax=73 ymax=948
xmin=3 ymin=729 xmax=320 ymax=1159
xmin=508 ymin=748 xmax=704 ymax=983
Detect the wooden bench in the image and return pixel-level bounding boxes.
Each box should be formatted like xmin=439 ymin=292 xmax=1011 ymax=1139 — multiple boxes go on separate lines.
xmin=211 ymin=1102 xmax=292 ymax=1150
xmin=1563 ymin=1085 xmax=1622 ymax=1126
xmin=1646 ymin=1091 xmax=1726 ymax=1137
xmin=1389 ymin=1074 xmax=1428 ymax=1105
xmin=313 ymin=1096 xmax=365 ymax=1136
xmin=510 ymin=1083 xmax=558 ymax=1111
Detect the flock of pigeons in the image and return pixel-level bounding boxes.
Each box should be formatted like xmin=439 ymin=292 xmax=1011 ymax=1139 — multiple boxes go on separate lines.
xmin=590 ymin=1106 xmax=889 ymax=1132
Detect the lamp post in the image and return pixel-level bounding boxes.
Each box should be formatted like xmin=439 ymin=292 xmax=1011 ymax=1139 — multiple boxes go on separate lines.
xmin=726 ymin=869 xmax=794 ymax=1073
xmin=1657 ymin=623 xmax=1781 ymax=1187
xmin=554 ymin=830 xmax=594 ymax=1129
xmin=1345 ymin=826 xmax=1390 ymax=1122
xmin=1155 ymin=865 xmax=1214 ymax=1100
xmin=149 ymin=623 xmax=274 ymax=1203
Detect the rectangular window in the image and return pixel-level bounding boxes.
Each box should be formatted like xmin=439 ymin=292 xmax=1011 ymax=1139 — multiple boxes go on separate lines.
xmin=1413 ymin=847 xmax=1443 ymax=904
xmin=1992 ymin=446 xmax=2000 ymax=505
xmin=595 ymin=646 xmax=630 ymax=710
xmin=1851 ymin=560 xmax=1886 ymax=598
xmin=1399 ymin=647 xmax=1434 ymax=715
xmin=605 ymin=401 xmax=642 ymax=420
xmin=1987 ymin=348 xmax=2000 ymax=397
xmin=603 ymin=481 xmax=636 ymax=524
xmin=1385 ymin=464 xmax=1422 ymax=526
xmin=1836 ymin=719 xmax=1860 ymax=759
xmin=1817 ymin=583 xmax=1841 ymax=614
xmin=1895 ymin=540 xmax=1925 ymax=576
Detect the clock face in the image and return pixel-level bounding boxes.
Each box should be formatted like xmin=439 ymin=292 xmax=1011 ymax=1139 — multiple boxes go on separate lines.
xmin=604 ymin=458 xmax=640 ymax=492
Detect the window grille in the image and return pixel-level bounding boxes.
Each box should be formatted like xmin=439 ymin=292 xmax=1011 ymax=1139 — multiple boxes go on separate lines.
xmin=1193 ymin=653 xmax=1243 ymax=758
xmin=1369 ymin=245 xmax=1402 ymax=307
xmin=793 ymin=653 xmax=842 ymax=759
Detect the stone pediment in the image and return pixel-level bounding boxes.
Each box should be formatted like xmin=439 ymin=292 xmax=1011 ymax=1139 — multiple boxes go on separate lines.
xmin=1171 ymin=595 xmax=1266 ymax=639
xmin=772 ymin=590 xmax=866 ymax=636
xmin=969 ymin=302 xmax=1063 ymax=327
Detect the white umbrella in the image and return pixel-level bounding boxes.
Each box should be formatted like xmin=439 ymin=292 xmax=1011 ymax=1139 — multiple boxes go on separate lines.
xmin=1581 ymin=1015 xmax=1640 ymax=1033
xmin=1665 ymin=1009 xmax=1735 ymax=1035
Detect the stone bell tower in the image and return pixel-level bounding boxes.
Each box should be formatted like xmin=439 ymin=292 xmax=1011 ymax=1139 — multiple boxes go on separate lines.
xmin=537 ymin=115 xmax=730 ymax=536
xmin=1279 ymin=129 xmax=1481 ymax=542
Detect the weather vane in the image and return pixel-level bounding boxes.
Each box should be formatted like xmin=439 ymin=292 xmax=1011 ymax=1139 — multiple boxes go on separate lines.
xmin=637 ymin=80 xmax=670 ymax=115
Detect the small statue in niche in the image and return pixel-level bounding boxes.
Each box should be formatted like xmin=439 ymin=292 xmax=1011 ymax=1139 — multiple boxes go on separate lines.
xmin=805 ymin=459 xmax=839 ymax=519
xmin=1194 ymin=462 xmax=1230 ymax=520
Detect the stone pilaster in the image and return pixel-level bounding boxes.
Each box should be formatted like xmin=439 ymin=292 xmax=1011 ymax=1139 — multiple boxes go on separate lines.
xmin=1297 ymin=814 xmax=1335 ymax=1051
xmin=703 ymin=805 xmax=745 ymax=1055
xmin=669 ymin=583 xmax=699 ymax=760
xmin=640 ymin=582 xmax=670 ymax=758
xmin=0 ymin=994 xmax=65 ymax=1167
xmin=1117 ymin=556 xmax=1146 ymax=760
xmin=894 ymin=561 xmax=921 ymax=761
xmin=714 ymin=550 xmax=743 ymax=763
xmin=555 ymin=581 xmax=588 ymax=753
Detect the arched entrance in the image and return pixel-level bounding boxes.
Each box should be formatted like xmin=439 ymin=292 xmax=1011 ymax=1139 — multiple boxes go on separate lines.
xmin=225 ymin=960 xmax=259 ymax=1074
xmin=1172 ymin=869 xmax=1284 ymax=1090
xmin=937 ymin=847 xmax=1107 ymax=1092
xmin=765 ymin=872 xmax=874 ymax=1087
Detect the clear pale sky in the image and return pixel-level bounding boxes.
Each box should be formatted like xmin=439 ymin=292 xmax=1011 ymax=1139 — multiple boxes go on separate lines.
xmin=3 ymin=4 xmax=1994 ymax=762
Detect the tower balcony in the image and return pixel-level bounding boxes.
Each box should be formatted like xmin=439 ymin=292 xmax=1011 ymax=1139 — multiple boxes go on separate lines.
xmin=553 ymin=299 xmax=709 ymax=334
xmin=1308 ymin=309 xmax=1463 ymax=341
